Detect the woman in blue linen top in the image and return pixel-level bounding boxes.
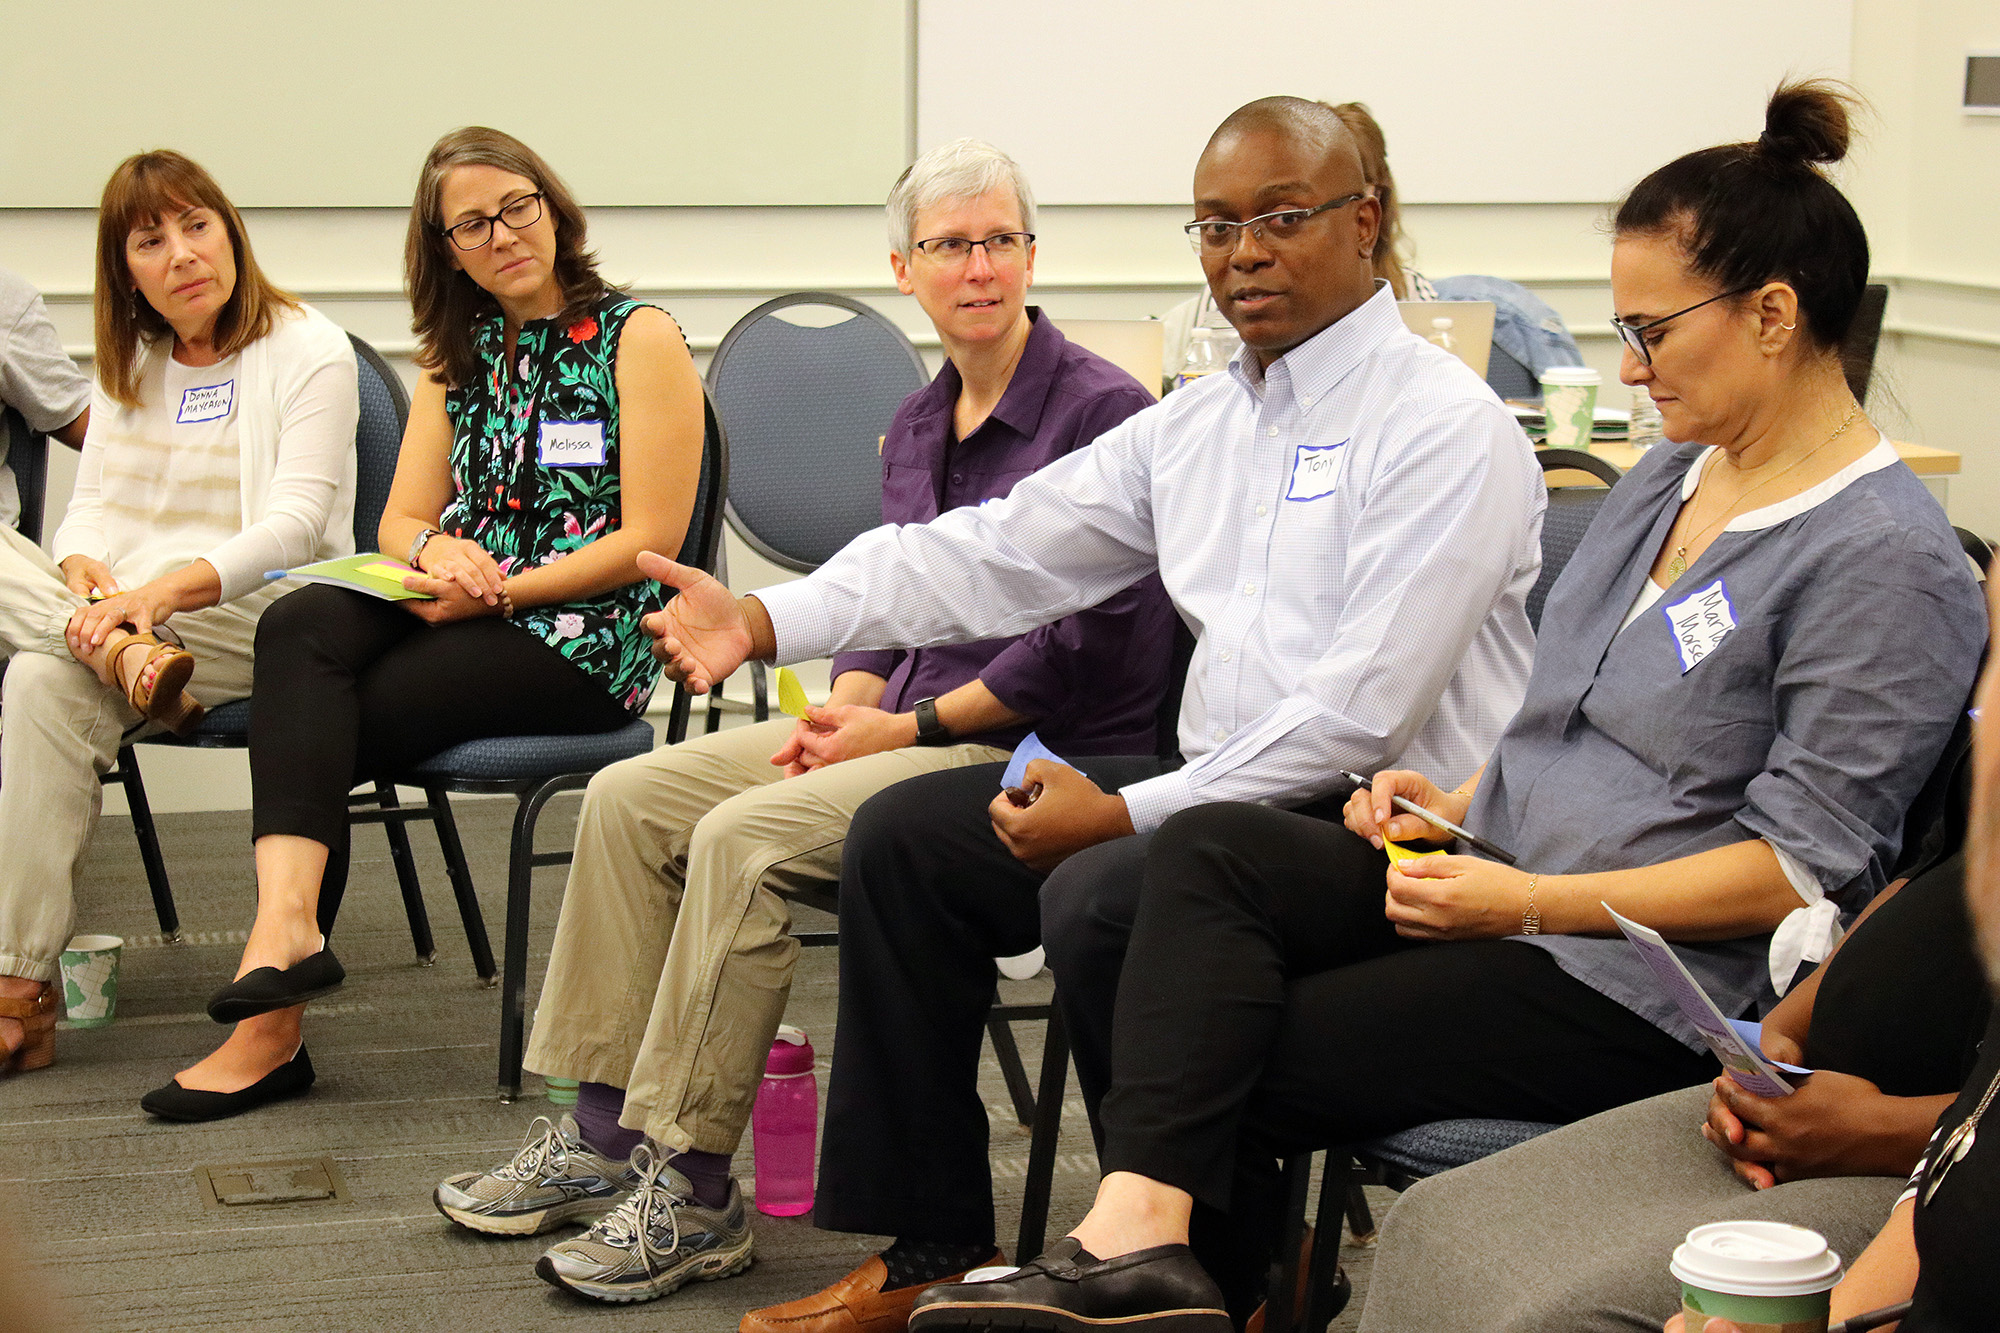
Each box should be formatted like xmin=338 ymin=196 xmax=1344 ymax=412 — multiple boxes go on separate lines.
xmin=900 ymin=82 xmax=1987 ymax=1333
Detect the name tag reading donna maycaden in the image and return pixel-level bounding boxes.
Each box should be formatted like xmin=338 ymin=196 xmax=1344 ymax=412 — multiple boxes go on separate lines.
xmin=537 ymin=420 xmax=607 ymax=468
xmin=177 ymin=380 xmax=235 ymax=424
xmin=1662 ymin=578 xmax=1737 ymax=674
xmin=1286 ymin=440 xmax=1347 ymax=502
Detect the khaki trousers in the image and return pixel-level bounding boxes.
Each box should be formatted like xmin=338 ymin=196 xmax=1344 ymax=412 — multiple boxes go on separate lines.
xmin=523 ymin=717 xmax=1009 ymax=1154
xmin=0 ymin=527 xmax=269 ymax=981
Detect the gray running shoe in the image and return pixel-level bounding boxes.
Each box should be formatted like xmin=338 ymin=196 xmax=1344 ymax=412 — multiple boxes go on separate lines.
xmin=535 ymin=1143 xmax=755 ymax=1303
xmin=434 ymin=1114 xmax=640 ymax=1236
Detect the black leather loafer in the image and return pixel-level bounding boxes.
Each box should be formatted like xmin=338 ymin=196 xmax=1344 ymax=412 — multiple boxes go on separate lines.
xmin=206 ymin=949 xmax=344 ymax=1023
xmin=910 ymin=1237 xmax=1230 ymax=1333
xmin=140 ymin=1045 xmax=316 ymax=1122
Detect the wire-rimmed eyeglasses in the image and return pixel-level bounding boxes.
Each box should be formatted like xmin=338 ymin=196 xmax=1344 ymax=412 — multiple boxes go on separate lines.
xmin=911 ymin=232 xmax=1035 ymax=264
xmin=1184 ymin=193 xmax=1367 ymax=256
xmin=442 ymin=192 xmax=545 ymax=252
xmin=1611 ymin=286 xmax=1756 ymax=365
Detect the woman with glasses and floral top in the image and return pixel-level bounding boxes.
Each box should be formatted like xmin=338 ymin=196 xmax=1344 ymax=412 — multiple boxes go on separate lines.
xmin=901 ymin=81 xmax=1986 ymax=1333
xmin=140 ymin=126 xmax=704 ymax=1122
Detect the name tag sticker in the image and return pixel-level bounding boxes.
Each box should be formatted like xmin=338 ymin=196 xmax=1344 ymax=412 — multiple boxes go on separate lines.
xmin=177 ymin=380 xmax=235 ymax=424
xmin=1285 ymin=440 xmax=1347 ymax=502
xmin=537 ymin=421 xmax=606 ymax=467
xmin=1663 ymin=578 xmax=1737 ymax=673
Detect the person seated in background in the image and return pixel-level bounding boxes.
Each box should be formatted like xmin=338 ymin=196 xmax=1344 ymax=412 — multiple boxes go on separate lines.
xmin=429 ymin=137 xmax=1174 ymax=1306
xmin=0 ymin=264 xmax=91 ymax=536
xmin=640 ymin=94 xmax=1547 ymax=1333
xmin=0 ymin=150 xmax=358 ymax=1076
xmin=1662 ymin=573 xmax=2000 ymax=1333
xmin=137 ymin=126 xmax=704 ymax=1121
xmin=901 ymin=82 xmax=1986 ymax=1333
xmin=1162 ymin=100 xmax=1433 ymax=381
xmin=1357 ymin=847 xmax=1988 ymax=1332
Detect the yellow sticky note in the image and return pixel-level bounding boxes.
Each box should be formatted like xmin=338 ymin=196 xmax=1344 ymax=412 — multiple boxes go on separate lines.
xmin=1383 ymin=839 xmax=1445 ymax=865
xmin=358 ymin=560 xmax=417 ymax=582
xmin=775 ymin=666 xmax=811 ymax=719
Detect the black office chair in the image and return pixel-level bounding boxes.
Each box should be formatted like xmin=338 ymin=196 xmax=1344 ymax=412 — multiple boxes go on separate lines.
xmin=5 ymin=407 xmax=50 ymax=544
xmin=1526 ymin=448 xmax=1623 ymax=630
xmin=702 ymin=292 xmax=927 ymax=724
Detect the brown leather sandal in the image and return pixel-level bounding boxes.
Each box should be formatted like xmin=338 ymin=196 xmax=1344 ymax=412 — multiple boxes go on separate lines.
xmin=109 ymin=631 xmax=204 ymax=736
xmin=0 ymin=983 xmax=56 ymax=1075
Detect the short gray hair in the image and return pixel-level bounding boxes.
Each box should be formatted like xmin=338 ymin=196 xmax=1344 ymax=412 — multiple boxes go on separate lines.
xmin=886 ymin=138 xmax=1036 ymax=255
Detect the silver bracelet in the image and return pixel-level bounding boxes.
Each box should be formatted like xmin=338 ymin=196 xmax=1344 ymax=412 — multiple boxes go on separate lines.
xmin=407 ymin=527 xmax=442 ymax=569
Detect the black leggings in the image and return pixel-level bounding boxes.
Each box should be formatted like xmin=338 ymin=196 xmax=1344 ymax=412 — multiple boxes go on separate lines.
xmin=1098 ymin=803 xmax=1716 ymax=1318
xmin=249 ymin=585 xmax=630 ymax=931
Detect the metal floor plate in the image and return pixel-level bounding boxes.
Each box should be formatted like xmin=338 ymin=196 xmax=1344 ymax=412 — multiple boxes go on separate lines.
xmin=194 ymin=1156 xmax=351 ymax=1209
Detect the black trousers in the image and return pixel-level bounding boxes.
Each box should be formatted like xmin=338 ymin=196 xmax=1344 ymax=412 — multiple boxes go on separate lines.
xmin=814 ymin=754 xmax=1166 ymax=1244
xmin=248 ymin=585 xmax=629 ymax=933
xmin=1100 ymin=803 xmax=1718 ymax=1319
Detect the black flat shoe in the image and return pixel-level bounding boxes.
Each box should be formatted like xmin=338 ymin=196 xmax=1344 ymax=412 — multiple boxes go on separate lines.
xmin=206 ymin=949 xmax=344 ymax=1023
xmin=140 ymin=1045 xmax=316 ymax=1122
xmin=910 ymin=1237 xmax=1230 ymax=1333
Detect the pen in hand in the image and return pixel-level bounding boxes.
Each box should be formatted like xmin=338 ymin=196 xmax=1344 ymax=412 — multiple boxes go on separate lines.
xmin=1340 ymin=770 xmax=1518 ymax=866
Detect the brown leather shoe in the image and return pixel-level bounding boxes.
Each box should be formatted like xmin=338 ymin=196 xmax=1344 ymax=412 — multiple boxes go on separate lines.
xmin=741 ymin=1253 xmax=1004 ymax=1333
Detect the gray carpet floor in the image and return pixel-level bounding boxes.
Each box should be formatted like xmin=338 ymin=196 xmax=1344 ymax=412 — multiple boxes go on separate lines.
xmin=1 ymin=795 xmax=1393 ymax=1332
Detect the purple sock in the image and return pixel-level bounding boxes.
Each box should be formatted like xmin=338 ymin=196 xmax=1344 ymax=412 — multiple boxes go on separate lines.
xmin=572 ymin=1081 xmax=644 ymax=1162
xmin=669 ymin=1148 xmax=734 ymax=1210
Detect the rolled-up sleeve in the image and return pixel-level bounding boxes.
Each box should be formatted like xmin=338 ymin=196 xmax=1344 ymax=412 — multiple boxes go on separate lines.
xmin=831 ymin=649 xmax=899 ymax=684
xmin=1735 ymin=530 xmax=1984 ymax=904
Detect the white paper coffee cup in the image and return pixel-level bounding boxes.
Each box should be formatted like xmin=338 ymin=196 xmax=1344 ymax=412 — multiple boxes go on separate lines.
xmin=1671 ymin=1221 xmax=1841 ymax=1332
xmin=1539 ymin=365 xmax=1601 ymax=451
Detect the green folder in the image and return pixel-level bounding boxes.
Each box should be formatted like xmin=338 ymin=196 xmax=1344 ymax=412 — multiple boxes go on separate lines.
xmin=267 ymin=553 xmax=436 ymax=601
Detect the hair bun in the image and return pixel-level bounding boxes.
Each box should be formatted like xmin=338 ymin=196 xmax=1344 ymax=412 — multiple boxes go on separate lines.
xmin=1758 ymin=80 xmax=1857 ymax=168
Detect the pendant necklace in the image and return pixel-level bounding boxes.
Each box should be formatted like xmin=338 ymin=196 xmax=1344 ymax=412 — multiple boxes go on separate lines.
xmin=1664 ymin=403 xmax=1862 ymax=583
xmin=1922 ymin=1063 xmax=2000 ymax=1206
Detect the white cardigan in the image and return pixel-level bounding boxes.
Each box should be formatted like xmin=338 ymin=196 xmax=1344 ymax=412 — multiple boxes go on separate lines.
xmin=54 ymin=302 xmax=358 ymax=603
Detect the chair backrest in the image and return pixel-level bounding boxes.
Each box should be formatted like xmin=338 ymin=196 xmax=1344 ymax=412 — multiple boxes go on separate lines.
xmin=706 ymin=292 xmax=928 ymax=573
xmin=680 ymin=390 xmax=731 ymax=574
xmin=1526 ymin=449 xmax=1622 ymax=631
xmin=1431 ymin=275 xmax=1583 ymax=401
xmin=1894 ymin=527 xmax=1995 ymax=882
xmin=348 ymin=333 xmax=411 ymax=551
xmin=1842 ymin=282 xmax=1889 ymax=406
xmin=4 ymin=408 xmax=48 ymax=544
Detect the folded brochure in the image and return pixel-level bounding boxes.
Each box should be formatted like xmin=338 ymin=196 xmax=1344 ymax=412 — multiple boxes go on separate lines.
xmin=1606 ymin=905 xmax=1803 ymax=1097
xmin=267 ymin=553 xmax=434 ymax=601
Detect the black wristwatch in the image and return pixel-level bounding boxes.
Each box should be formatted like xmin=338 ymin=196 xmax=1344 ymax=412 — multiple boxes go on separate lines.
xmin=912 ymin=697 xmax=951 ymax=746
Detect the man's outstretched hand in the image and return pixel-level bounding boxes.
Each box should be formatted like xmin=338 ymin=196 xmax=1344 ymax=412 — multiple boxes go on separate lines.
xmin=637 ymin=551 xmax=767 ymax=694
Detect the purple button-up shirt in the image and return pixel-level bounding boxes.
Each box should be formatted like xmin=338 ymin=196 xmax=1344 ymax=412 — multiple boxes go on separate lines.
xmin=830 ymin=309 xmax=1175 ymax=755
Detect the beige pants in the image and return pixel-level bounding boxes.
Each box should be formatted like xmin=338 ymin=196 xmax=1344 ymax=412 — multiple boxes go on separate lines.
xmin=0 ymin=527 xmax=269 ymax=981
xmin=524 ymin=716 xmax=1010 ymax=1154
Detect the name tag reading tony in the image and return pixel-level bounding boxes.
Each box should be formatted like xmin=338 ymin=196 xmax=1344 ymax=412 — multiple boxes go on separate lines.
xmin=1662 ymin=578 xmax=1737 ymax=673
xmin=177 ymin=381 xmax=235 ymax=424
xmin=538 ymin=421 xmax=606 ymax=468
xmin=1285 ymin=440 xmax=1347 ymax=502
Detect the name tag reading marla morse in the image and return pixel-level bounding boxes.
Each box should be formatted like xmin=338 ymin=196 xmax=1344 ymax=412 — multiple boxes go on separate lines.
xmin=1285 ymin=440 xmax=1347 ymax=502
xmin=537 ymin=421 xmax=607 ymax=468
xmin=177 ymin=381 xmax=235 ymax=424
xmin=1662 ymin=578 xmax=1737 ymax=673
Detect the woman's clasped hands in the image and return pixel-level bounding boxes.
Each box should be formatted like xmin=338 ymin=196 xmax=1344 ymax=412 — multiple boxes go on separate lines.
xmin=1344 ymin=768 xmax=1535 ymax=941
xmin=401 ymin=534 xmax=509 ymax=624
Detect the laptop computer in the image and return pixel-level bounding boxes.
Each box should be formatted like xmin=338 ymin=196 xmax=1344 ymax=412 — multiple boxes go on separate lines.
xmin=1398 ymin=300 xmax=1496 ymax=379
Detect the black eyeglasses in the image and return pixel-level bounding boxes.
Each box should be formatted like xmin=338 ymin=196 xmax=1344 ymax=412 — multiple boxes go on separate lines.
xmin=910 ymin=232 xmax=1035 ymax=264
xmin=1611 ymin=285 xmax=1757 ymax=365
xmin=442 ymin=192 xmax=545 ymax=252
xmin=1184 ymin=193 xmax=1367 ymax=256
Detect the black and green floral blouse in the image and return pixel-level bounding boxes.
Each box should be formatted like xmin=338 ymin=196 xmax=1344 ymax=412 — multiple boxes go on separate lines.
xmin=441 ymin=291 xmax=666 ymax=714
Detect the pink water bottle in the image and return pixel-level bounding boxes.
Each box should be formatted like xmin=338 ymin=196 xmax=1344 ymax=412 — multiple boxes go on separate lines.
xmin=753 ymin=1025 xmax=817 ymax=1216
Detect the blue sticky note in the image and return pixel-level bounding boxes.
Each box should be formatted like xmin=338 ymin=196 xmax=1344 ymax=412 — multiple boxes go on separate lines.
xmin=1001 ymin=732 xmax=1080 ymax=790
xmin=1725 ymin=1019 xmax=1814 ymax=1076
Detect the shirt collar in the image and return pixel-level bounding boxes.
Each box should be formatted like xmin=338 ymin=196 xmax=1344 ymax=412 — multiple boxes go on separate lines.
xmin=908 ymin=307 xmax=1062 ymax=442
xmin=1226 ymin=280 xmax=1404 ymax=404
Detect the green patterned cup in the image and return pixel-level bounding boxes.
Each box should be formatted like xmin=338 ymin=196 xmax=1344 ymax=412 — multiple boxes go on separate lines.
xmin=60 ymin=934 xmax=124 ymax=1029
xmin=1539 ymin=365 xmax=1601 ymax=451
xmin=545 ymin=1076 xmax=579 ymax=1106
xmin=1672 ymin=1221 xmax=1840 ymax=1332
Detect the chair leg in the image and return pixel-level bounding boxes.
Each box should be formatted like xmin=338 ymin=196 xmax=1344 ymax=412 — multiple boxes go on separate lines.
xmin=496 ymin=778 xmax=574 ymax=1103
xmin=986 ymin=1010 xmax=1038 ymax=1129
xmin=1266 ymin=1153 xmax=1314 ymax=1333
xmin=750 ymin=659 xmax=769 ymax=722
xmin=1344 ymin=1166 xmax=1376 ymax=1244
xmin=425 ymin=785 xmax=495 ymax=983
xmin=116 ymin=746 xmax=180 ymax=941
xmin=704 ymin=677 xmax=727 ymax=735
xmin=1305 ymin=1157 xmax=1356 ymax=1333
xmin=666 ymin=683 xmax=693 ymax=747
xmin=1016 ymin=1006 xmax=1069 ymax=1262
xmin=375 ymin=783 xmax=435 ymax=965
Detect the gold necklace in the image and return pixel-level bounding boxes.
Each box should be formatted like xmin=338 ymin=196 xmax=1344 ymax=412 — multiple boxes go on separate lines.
xmin=1664 ymin=404 xmax=1863 ymax=582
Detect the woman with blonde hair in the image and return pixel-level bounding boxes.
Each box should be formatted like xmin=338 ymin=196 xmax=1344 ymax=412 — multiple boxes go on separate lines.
xmin=140 ymin=127 xmax=705 ymax=1120
xmin=0 ymin=150 xmax=358 ymax=1075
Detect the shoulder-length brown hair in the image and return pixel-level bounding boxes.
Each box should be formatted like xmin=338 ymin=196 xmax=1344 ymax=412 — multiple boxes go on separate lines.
xmin=94 ymin=151 xmax=298 ymax=408
xmin=1325 ymin=102 xmax=1415 ymax=300
xmin=406 ymin=127 xmax=609 ymax=388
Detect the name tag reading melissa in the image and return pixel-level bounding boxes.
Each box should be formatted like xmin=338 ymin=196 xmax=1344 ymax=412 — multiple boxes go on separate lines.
xmin=1662 ymin=578 xmax=1737 ymax=673
xmin=1285 ymin=440 xmax=1348 ymax=502
xmin=177 ymin=380 xmax=235 ymax=424
xmin=537 ymin=421 xmax=607 ymax=468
